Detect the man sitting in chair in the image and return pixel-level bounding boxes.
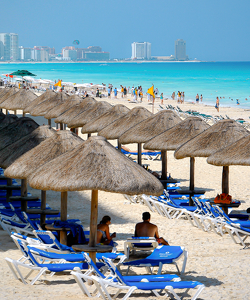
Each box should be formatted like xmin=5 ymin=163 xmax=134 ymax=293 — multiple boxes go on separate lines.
xmin=135 ymin=212 xmax=169 ymax=245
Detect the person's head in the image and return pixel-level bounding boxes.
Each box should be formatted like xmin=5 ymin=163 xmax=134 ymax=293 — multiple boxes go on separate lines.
xmin=100 ymin=215 xmax=111 ymax=225
xmin=142 ymin=212 xmax=151 ymax=221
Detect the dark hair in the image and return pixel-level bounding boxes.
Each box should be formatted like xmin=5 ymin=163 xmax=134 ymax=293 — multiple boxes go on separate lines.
xmin=142 ymin=212 xmax=150 ymax=221
xmin=100 ymin=215 xmax=111 ymax=224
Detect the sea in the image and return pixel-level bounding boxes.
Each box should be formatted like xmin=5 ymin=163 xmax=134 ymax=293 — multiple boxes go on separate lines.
xmin=0 ymin=61 xmax=250 ymax=109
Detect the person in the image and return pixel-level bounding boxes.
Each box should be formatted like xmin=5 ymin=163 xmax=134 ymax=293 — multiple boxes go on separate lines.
xmin=114 ymin=87 xmax=118 ymax=98
xmin=200 ymin=94 xmax=203 ymax=102
xmin=107 ymin=86 xmax=111 ymax=98
xmin=177 ymin=91 xmax=181 ymax=103
xmin=96 ymin=88 xmax=99 ymax=97
xmin=160 ymin=93 xmax=164 ymax=105
xmin=215 ymin=96 xmax=219 ymax=112
xmin=134 ymin=212 xmax=169 ymax=245
xmin=196 ymin=94 xmax=199 ymax=103
xmin=124 ymin=86 xmax=127 ymax=97
xmin=97 ymin=216 xmax=116 ymax=246
xmin=171 ymin=92 xmax=175 ymax=100
xmin=121 ymin=85 xmax=124 ymax=98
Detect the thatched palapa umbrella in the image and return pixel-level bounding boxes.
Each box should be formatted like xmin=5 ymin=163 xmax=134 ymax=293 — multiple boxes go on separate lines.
xmin=119 ymin=110 xmax=182 ymax=167
xmin=28 ymin=136 xmax=164 ymax=260
xmin=144 ymin=117 xmax=210 ymax=192
xmin=0 ymin=89 xmax=37 ymax=116
xmin=67 ymin=101 xmax=112 ymax=130
xmin=29 ymin=92 xmax=69 ymax=127
xmin=43 ymin=94 xmax=82 ymax=120
xmin=0 ymin=88 xmax=19 ymax=112
xmin=0 ymin=88 xmax=12 ymax=99
xmin=23 ymin=90 xmax=56 ymax=114
xmin=99 ymin=107 xmax=152 ymax=150
xmin=81 ymin=104 xmax=130 ymax=134
xmin=5 ymin=131 xmax=84 ymax=225
xmin=174 ymin=119 xmax=249 ymax=199
xmin=54 ymin=97 xmax=97 ymax=132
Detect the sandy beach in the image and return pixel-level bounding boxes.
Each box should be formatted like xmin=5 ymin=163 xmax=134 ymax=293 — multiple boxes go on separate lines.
xmin=0 ymin=91 xmax=250 ymax=300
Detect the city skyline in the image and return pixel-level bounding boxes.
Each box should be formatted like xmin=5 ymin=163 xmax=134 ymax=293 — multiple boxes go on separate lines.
xmin=0 ymin=0 xmax=250 ymax=61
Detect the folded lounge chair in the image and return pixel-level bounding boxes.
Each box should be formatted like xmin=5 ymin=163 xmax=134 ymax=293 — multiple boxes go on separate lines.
xmin=124 ymin=237 xmax=159 ymax=258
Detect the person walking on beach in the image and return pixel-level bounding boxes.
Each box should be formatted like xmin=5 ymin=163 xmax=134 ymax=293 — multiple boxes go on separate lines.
xmin=134 ymin=212 xmax=169 ymax=245
xmin=160 ymin=93 xmax=164 ymax=105
xmin=215 ymin=97 xmax=220 ymax=112
xmin=121 ymin=85 xmax=124 ymax=98
xmin=200 ymin=94 xmax=203 ymax=102
xmin=114 ymin=87 xmax=118 ymax=99
xmin=172 ymin=92 xmax=175 ymax=100
xmin=196 ymin=94 xmax=199 ymax=103
xmin=107 ymin=86 xmax=111 ymax=98
xmin=124 ymin=86 xmax=127 ymax=97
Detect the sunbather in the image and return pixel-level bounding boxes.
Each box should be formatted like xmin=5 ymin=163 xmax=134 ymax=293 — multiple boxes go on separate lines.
xmin=134 ymin=212 xmax=169 ymax=245
xmin=97 ymin=215 xmax=117 ymax=246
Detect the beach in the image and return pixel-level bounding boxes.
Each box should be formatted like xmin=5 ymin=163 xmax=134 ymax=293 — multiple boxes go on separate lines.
xmin=0 ymin=92 xmax=250 ymax=300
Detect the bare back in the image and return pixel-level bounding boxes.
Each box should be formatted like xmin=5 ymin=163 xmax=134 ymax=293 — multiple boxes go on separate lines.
xmin=135 ymin=221 xmax=159 ymax=238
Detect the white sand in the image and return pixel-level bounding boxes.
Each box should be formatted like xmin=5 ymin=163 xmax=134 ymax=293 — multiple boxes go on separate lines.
xmin=0 ymin=93 xmax=250 ymax=299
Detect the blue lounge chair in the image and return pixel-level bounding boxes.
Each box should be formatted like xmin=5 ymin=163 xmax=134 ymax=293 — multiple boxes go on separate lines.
xmin=124 ymin=236 xmax=159 ymax=258
xmin=123 ymin=245 xmax=188 ymax=275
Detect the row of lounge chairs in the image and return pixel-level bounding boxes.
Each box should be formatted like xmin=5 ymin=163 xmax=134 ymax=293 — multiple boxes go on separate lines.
xmin=133 ymin=191 xmax=250 ymax=249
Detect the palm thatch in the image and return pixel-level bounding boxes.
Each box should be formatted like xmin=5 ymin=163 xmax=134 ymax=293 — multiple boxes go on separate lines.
xmin=0 ymin=125 xmax=56 ymax=169
xmin=0 ymin=88 xmax=12 ymax=98
xmin=23 ymin=90 xmax=56 ymax=113
xmin=54 ymin=97 xmax=97 ymax=124
xmin=81 ymin=104 xmax=130 ymax=134
xmin=119 ymin=110 xmax=182 ymax=144
xmin=0 ymin=88 xmax=19 ymax=104
xmin=0 ymin=117 xmax=39 ymax=151
xmin=29 ymin=92 xmax=69 ymax=116
xmin=174 ymin=119 xmax=249 ymax=159
xmin=99 ymin=107 xmax=152 ymax=140
xmin=4 ymin=130 xmax=84 ymax=179
xmin=0 ymin=89 xmax=37 ymax=110
xmin=67 ymin=101 xmax=112 ymax=128
xmin=43 ymin=94 xmax=82 ymax=120
xmin=144 ymin=117 xmax=210 ymax=150
xmin=0 ymin=114 xmax=18 ymax=130
xmin=28 ymin=136 xmax=163 ymax=196
xmin=207 ymin=134 xmax=250 ymax=166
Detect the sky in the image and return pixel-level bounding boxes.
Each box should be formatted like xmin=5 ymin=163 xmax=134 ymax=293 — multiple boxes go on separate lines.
xmin=1 ymin=0 xmax=250 ymax=61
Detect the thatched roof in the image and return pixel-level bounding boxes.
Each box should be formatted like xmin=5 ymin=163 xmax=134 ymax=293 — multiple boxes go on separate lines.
xmin=54 ymin=97 xmax=97 ymax=124
xmin=4 ymin=130 xmax=84 ymax=179
xmin=119 ymin=110 xmax=182 ymax=144
xmin=67 ymin=101 xmax=112 ymax=128
xmin=0 ymin=114 xmax=18 ymax=130
xmin=0 ymin=125 xmax=55 ymax=169
xmin=0 ymin=88 xmax=11 ymax=98
xmin=43 ymin=94 xmax=82 ymax=119
xmin=144 ymin=117 xmax=210 ymax=151
xmin=0 ymin=88 xmax=19 ymax=104
xmin=81 ymin=104 xmax=130 ymax=134
xmin=207 ymin=134 xmax=250 ymax=166
xmin=99 ymin=107 xmax=152 ymax=140
xmin=27 ymin=136 xmax=163 ymax=196
xmin=0 ymin=89 xmax=37 ymax=110
xmin=0 ymin=117 xmax=39 ymax=151
xmin=23 ymin=90 xmax=56 ymax=113
xmin=29 ymin=92 xmax=69 ymax=116
xmin=174 ymin=119 xmax=250 ymax=159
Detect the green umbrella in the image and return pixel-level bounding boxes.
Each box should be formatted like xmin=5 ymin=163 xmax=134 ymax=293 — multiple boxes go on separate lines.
xmin=10 ymin=70 xmax=36 ymax=77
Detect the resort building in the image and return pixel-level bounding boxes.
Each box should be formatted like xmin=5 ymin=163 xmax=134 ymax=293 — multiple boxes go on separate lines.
xmin=131 ymin=42 xmax=151 ymax=60
xmin=0 ymin=33 xmax=19 ymax=61
xmin=175 ymin=39 xmax=188 ymax=61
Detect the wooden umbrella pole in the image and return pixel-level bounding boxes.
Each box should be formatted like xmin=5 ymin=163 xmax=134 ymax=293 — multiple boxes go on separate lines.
xmin=48 ymin=119 xmax=51 ymax=127
xmin=22 ymin=111 xmax=25 ymax=117
xmin=138 ymin=143 xmax=142 ymax=165
xmin=6 ymin=109 xmax=8 ymax=114
xmin=40 ymin=190 xmax=46 ymax=226
xmin=222 ymin=166 xmax=229 ymax=194
xmin=21 ymin=179 xmax=28 ymax=212
xmin=161 ymin=150 xmax=167 ymax=180
xmin=117 ymin=140 xmax=121 ymax=151
xmin=60 ymin=123 xmax=64 ymax=130
xmin=189 ymin=157 xmax=195 ymax=206
xmin=89 ymin=189 xmax=98 ymax=263
xmin=14 ymin=110 xmax=17 ymax=115
xmin=60 ymin=191 xmax=68 ymax=245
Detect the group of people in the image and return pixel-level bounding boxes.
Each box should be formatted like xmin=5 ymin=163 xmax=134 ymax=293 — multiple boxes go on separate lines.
xmin=195 ymin=93 xmax=203 ymax=103
xmin=97 ymin=212 xmax=169 ymax=246
xmin=171 ymin=91 xmax=185 ymax=103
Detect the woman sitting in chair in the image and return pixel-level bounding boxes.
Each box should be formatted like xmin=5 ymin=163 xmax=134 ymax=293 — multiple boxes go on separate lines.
xmin=97 ymin=216 xmax=117 ymax=246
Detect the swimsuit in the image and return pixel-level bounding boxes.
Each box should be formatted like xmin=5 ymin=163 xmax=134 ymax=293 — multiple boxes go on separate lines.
xmin=97 ymin=229 xmax=107 ymax=242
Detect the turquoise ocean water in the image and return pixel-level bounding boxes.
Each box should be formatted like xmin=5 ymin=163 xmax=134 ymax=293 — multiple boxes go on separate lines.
xmin=0 ymin=61 xmax=250 ymax=109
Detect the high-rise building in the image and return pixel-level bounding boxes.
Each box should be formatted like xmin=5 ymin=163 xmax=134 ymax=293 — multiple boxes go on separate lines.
xmin=175 ymin=39 xmax=187 ymax=61
xmin=10 ymin=33 xmax=19 ymax=60
xmin=19 ymin=46 xmax=32 ymax=60
xmin=131 ymin=42 xmax=151 ymax=60
xmin=0 ymin=33 xmax=11 ymax=60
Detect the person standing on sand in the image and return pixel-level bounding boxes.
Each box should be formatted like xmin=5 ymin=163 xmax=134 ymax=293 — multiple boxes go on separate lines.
xmin=114 ymin=87 xmax=118 ymax=99
xmin=200 ymin=94 xmax=203 ymax=102
xmin=196 ymin=94 xmax=199 ymax=103
xmin=215 ymin=97 xmax=219 ymax=112
xmin=134 ymin=212 xmax=169 ymax=245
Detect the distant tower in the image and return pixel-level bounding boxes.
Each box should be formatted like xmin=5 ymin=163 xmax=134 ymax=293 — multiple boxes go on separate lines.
xmin=10 ymin=33 xmax=19 ymax=60
xmin=175 ymin=39 xmax=187 ymax=61
xmin=0 ymin=33 xmax=11 ymax=60
xmin=131 ymin=42 xmax=151 ymax=59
